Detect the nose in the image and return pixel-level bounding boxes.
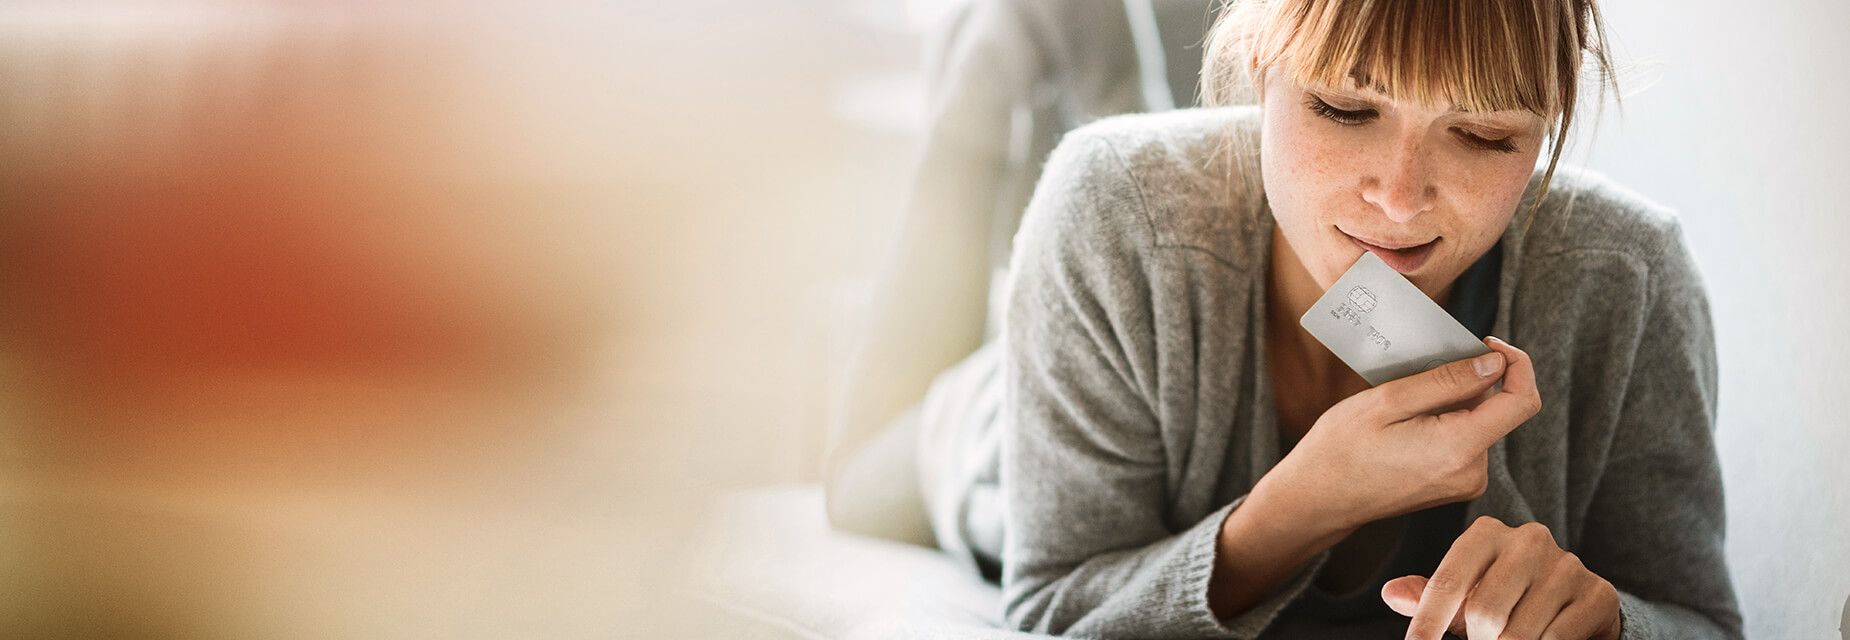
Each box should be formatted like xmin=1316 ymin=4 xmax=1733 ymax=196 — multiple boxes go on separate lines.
xmin=1360 ymin=130 xmax=1437 ymax=223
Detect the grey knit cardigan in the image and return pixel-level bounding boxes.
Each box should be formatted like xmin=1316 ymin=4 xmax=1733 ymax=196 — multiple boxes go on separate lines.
xmin=998 ymin=106 xmax=1742 ymax=639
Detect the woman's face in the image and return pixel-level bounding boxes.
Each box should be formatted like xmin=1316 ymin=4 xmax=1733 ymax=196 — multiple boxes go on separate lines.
xmin=1258 ymin=66 xmax=1549 ymax=299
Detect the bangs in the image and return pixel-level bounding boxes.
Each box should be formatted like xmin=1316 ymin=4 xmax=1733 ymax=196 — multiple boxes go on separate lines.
xmin=1254 ymin=0 xmax=1575 ymax=116
xmin=1199 ymin=0 xmax=1618 ymax=234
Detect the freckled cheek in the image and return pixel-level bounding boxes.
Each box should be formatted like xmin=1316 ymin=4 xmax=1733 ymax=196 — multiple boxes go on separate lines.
xmin=1441 ymin=154 xmax=1533 ymax=222
xmin=1262 ymin=119 xmax=1368 ymax=284
xmin=1429 ymin=153 xmax=1534 ymax=274
xmin=1437 ymin=149 xmax=1520 ymax=193
xmin=1267 ymin=120 xmax=1360 ymax=221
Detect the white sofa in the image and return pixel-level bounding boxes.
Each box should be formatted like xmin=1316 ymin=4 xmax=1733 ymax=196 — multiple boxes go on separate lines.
xmin=683 ymin=484 xmax=1040 ymax=639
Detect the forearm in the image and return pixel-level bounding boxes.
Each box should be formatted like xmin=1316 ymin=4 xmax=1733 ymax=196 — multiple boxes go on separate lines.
xmin=1208 ymin=470 xmax=1355 ymax=620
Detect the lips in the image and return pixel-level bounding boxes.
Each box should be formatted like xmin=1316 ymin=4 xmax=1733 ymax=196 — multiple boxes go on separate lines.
xmin=1345 ymin=232 xmax=1439 ymax=274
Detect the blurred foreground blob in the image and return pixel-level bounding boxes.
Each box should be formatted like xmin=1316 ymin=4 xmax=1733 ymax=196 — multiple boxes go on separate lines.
xmin=0 ymin=4 xmax=625 ymax=484
xmin=0 ymin=5 xmax=699 ymax=638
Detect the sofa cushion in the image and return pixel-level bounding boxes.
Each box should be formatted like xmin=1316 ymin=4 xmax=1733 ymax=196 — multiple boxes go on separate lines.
xmin=683 ymin=484 xmax=1041 ymax=639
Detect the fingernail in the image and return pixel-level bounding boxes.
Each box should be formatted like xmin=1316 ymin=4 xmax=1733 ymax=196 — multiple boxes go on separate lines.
xmin=1472 ymin=352 xmax=1504 ymax=377
xmin=1487 ymin=336 xmax=1507 ymax=346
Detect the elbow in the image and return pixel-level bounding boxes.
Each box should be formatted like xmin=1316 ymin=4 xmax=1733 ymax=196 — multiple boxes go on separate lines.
xmin=1000 ymin=573 xmax=1061 ymax=635
xmin=1000 ymin=594 xmax=1039 ymax=634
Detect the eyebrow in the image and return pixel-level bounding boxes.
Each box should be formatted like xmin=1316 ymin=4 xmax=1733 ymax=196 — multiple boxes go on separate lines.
xmin=1347 ymin=70 xmax=1391 ymax=96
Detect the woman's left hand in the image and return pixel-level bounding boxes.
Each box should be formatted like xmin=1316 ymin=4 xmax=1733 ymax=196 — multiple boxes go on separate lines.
xmin=1383 ymin=515 xmax=1624 ymax=640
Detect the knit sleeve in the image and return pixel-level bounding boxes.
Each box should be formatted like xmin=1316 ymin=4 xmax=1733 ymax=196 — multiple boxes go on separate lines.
xmin=1576 ymin=217 xmax=1744 ymax=640
xmin=998 ymin=130 xmax=1325 ymax=639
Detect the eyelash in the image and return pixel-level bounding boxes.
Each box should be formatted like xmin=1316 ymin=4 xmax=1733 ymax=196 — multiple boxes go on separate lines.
xmin=1305 ymin=94 xmax=1375 ymax=125
xmin=1304 ymin=94 xmax=1519 ymax=154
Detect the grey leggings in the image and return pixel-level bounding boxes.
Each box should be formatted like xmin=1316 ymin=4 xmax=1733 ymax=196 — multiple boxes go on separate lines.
xmin=824 ymin=342 xmax=1007 ymax=580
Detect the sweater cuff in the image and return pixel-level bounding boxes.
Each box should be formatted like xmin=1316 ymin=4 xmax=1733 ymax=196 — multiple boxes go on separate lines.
xmin=1615 ymin=589 xmax=1658 ymax=640
xmin=1175 ymin=495 xmax=1330 ymax=640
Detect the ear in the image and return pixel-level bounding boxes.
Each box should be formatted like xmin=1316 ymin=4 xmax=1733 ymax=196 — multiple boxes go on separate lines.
xmin=1838 ymin=591 xmax=1848 ymax=640
xmin=1247 ymin=59 xmax=1270 ymax=106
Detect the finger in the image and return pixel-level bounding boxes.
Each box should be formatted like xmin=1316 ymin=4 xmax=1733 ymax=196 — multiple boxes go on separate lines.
xmin=1503 ymin=554 xmax=1588 ymax=640
xmin=1483 ymin=336 xmax=1536 ymax=399
xmin=1407 ymin=517 xmax=1505 ymax=640
xmin=1368 ymin=349 xmax=1507 ymax=424
xmin=1429 ymin=381 xmax=1500 ymax=416
xmin=1382 ymin=576 xmax=1469 ymax=638
xmin=1443 ymin=337 xmax=1542 ymax=448
xmin=1538 ymin=592 xmax=1616 ymax=640
xmin=1383 ymin=575 xmax=1424 ymax=616
xmin=1459 ymin=527 xmax=1553 ymax=640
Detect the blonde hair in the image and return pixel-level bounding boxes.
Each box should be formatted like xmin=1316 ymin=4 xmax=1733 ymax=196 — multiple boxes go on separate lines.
xmin=1201 ymin=0 xmax=1618 ymax=227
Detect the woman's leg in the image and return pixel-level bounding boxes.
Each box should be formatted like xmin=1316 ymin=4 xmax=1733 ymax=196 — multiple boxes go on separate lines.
xmin=823 ymin=340 xmax=1007 ymax=574
xmin=915 ymin=341 xmax=1007 ymax=578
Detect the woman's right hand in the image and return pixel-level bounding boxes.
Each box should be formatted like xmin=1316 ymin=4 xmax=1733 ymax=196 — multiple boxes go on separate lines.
xmin=1263 ymin=336 xmax=1543 ymax=535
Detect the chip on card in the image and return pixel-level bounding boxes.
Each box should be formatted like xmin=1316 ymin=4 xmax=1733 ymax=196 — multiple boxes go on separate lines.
xmin=1299 ymin=251 xmax=1492 ymax=386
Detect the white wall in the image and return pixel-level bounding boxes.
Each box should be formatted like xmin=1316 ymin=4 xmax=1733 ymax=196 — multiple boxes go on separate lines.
xmin=1567 ymin=2 xmax=1850 ymax=637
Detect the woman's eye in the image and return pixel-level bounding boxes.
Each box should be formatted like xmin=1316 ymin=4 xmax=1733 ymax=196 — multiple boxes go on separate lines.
xmin=1455 ymin=129 xmax=1518 ymax=153
xmin=1305 ymin=95 xmax=1376 ymax=125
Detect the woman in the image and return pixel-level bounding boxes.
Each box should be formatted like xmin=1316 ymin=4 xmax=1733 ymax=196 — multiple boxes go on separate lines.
xmin=996 ymin=0 xmax=1742 ymax=638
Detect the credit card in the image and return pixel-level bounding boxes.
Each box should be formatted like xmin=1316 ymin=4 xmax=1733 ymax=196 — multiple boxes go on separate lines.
xmin=1299 ymin=251 xmax=1492 ymax=386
